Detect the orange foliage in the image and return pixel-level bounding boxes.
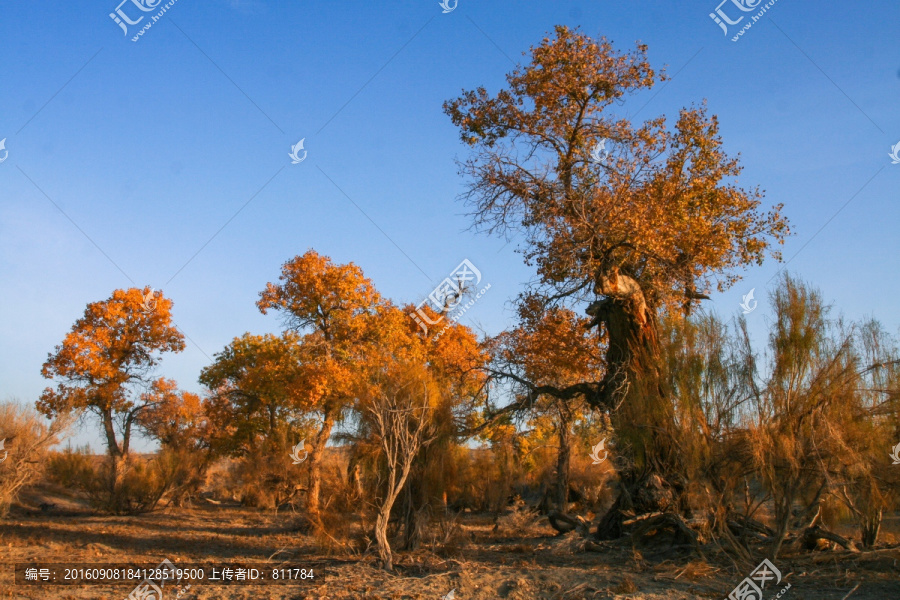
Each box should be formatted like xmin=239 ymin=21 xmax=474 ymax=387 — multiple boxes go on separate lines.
xmin=496 ymin=297 xmax=604 ymax=389
xmin=200 ymin=332 xmax=318 ymax=455
xmin=138 ymin=378 xmax=207 ymax=451
xmin=39 ymin=287 xmax=184 ymax=457
xmin=444 ymin=25 xmax=789 ymax=313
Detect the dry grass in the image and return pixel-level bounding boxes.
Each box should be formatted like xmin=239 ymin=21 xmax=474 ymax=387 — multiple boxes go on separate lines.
xmin=1 ymin=490 xmax=899 ymax=599
xmin=0 ymin=402 xmax=68 ymax=518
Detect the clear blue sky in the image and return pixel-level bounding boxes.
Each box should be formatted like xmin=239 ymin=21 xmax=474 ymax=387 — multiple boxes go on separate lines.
xmin=1 ymin=0 xmax=898 ymax=450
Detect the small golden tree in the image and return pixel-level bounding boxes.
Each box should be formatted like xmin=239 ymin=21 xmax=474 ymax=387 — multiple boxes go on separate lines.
xmin=38 ymin=288 xmax=184 ymax=503
xmin=38 ymin=287 xmax=184 ymax=463
xmin=138 ymin=379 xmax=212 ymax=507
xmin=745 ymin=275 xmax=899 ymax=556
xmin=257 ymin=250 xmax=386 ymax=523
xmin=656 ymin=278 xmax=900 ymax=556
xmin=490 ymin=297 xmax=603 ymax=513
xmin=821 ymin=319 xmax=899 ymax=549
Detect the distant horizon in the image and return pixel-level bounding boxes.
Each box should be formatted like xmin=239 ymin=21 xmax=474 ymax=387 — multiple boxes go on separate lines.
xmin=3 ymin=0 xmax=899 ymax=452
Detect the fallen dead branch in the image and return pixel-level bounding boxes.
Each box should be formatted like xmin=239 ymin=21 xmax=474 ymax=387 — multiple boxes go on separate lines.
xmin=548 ymin=511 xmax=591 ymax=535
xmin=800 ymin=525 xmax=859 ymax=553
xmin=840 ymin=582 xmax=861 ymax=600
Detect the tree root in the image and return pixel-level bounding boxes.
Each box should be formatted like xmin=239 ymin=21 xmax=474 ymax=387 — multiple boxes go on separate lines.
xmin=726 ymin=512 xmax=775 ymax=543
xmin=553 ymin=509 xmax=707 ymax=558
xmin=548 ymin=511 xmax=591 ymax=535
xmin=800 ymin=525 xmax=859 ymax=553
xmin=626 ymin=512 xmax=703 ymax=552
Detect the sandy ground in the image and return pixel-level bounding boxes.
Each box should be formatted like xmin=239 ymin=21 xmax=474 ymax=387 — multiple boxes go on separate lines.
xmin=1 ymin=500 xmax=898 ymax=600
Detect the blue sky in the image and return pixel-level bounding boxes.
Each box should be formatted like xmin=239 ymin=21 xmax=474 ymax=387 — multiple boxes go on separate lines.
xmin=1 ymin=0 xmax=898 ymax=450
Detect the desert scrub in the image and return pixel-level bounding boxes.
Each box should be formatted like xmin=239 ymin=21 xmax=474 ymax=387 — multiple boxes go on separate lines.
xmin=0 ymin=400 xmax=69 ymax=517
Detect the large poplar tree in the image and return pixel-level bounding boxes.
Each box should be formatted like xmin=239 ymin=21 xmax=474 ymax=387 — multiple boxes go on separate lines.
xmin=445 ymin=26 xmax=789 ymax=534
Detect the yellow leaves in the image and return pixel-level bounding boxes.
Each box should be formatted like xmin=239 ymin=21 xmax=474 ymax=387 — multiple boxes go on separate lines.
xmin=446 ymin=27 xmax=789 ymax=317
xmin=194 ymin=250 xmax=492 ymax=456
xmin=200 ymin=332 xmax=318 ymax=413
xmin=257 ymin=250 xmax=382 ymax=340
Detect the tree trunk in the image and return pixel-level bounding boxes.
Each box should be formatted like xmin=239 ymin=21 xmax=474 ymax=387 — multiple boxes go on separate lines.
xmin=588 ymin=269 xmax=679 ymax=539
xmin=368 ymin=388 xmax=434 ymax=571
xmin=770 ymin=493 xmax=793 ymax=559
xmin=306 ymin=410 xmax=335 ymax=523
xmin=588 ymin=269 xmax=669 ymax=430
xmin=100 ymin=409 xmax=125 ymax=498
xmin=348 ymin=457 xmax=364 ymax=500
xmin=122 ymin=414 xmax=134 ymax=457
xmin=401 ymin=478 xmax=425 ymax=551
xmin=101 ymin=409 xmax=121 ymax=459
xmin=374 ymin=486 xmax=398 ymax=571
xmin=595 ymin=471 xmax=678 ymax=540
xmin=555 ymin=408 xmax=572 ymax=513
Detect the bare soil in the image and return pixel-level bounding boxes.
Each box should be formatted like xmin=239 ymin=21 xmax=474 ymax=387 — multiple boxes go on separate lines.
xmin=1 ymin=493 xmax=898 ymax=600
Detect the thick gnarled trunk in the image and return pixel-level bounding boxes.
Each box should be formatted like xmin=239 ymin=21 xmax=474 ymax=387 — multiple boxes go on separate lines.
xmin=587 ymin=268 xmax=680 ymax=539
xmin=586 ymin=268 xmax=660 ymax=411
